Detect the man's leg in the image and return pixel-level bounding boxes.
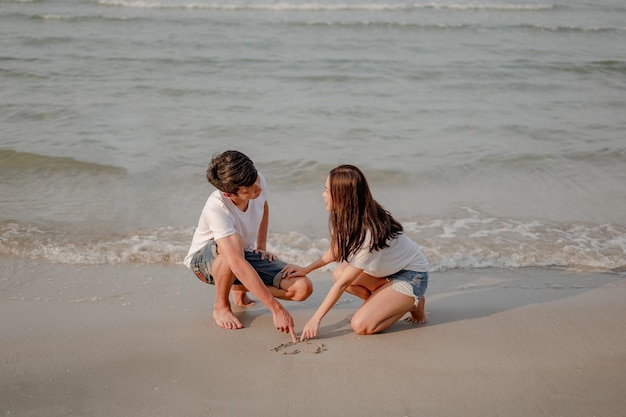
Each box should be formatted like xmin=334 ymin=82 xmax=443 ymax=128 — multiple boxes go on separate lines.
xmin=234 ymin=276 xmax=313 ymax=303
xmin=211 ymin=254 xmax=244 ymax=329
xmin=231 ymin=284 xmax=256 ymax=308
xmin=243 ymin=251 xmax=313 ymax=302
xmin=269 ymin=275 xmax=313 ymax=301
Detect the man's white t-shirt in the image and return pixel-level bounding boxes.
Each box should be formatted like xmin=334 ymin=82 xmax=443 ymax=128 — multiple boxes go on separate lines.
xmin=348 ymin=232 xmax=429 ymax=276
xmin=183 ymin=173 xmax=268 ymax=268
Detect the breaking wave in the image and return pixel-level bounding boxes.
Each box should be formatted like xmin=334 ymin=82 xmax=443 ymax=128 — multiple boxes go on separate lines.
xmin=2 ymin=208 xmax=625 ymax=274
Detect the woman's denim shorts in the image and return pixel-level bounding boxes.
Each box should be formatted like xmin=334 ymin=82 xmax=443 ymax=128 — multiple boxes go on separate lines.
xmin=387 ymin=270 xmax=428 ymax=307
xmin=190 ymin=239 xmax=286 ymax=288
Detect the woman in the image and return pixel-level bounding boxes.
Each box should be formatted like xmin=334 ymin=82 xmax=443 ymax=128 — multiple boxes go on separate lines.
xmin=283 ymin=165 xmax=429 ymax=340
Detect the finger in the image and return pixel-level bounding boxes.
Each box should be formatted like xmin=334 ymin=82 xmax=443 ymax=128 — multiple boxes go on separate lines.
xmin=289 ymin=325 xmax=297 ymax=343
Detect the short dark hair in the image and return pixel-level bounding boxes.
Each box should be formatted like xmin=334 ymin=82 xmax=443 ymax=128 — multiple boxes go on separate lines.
xmin=206 ymin=150 xmax=258 ymax=194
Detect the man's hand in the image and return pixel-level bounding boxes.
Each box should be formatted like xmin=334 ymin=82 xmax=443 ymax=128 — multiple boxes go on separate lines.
xmin=273 ymin=306 xmax=297 ymax=343
xmin=253 ymin=248 xmax=276 ymax=261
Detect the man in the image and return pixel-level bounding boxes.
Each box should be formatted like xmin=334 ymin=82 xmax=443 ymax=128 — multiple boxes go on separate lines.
xmin=184 ymin=150 xmax=312 ymax=342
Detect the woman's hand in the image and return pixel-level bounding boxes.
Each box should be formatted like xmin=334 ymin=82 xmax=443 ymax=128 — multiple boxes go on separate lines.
xmin=300 ymin=318 xmax=321 ymax=342
xmin=281 ymin=264 xmax=307 ymax=279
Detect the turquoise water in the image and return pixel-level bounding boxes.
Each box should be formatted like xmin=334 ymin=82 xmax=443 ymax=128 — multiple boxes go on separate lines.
xmin=1 ymin=0 xmax=625 ymax=272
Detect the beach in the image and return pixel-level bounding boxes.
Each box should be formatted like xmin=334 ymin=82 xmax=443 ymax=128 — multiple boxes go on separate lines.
xmin=2 ymin=257 xmax=625 ymax=417
xmin=2 ymin=0 xmax=626 ymax=415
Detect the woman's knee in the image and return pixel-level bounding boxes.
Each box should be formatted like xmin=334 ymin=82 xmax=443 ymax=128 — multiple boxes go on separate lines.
xmin=350 ymin=316 xmax=374 ymax=335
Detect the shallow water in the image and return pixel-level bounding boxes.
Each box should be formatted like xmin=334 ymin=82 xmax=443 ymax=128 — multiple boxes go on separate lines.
xmin=1 ymin=0 xmax=625 ymax=272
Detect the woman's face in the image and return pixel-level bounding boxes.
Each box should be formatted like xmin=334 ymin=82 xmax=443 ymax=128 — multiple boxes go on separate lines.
xmin=323 ymin=176 xmax=333 ymax=212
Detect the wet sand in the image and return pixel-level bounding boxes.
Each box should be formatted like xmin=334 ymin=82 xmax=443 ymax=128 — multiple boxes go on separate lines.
xmin=1 ymin=257 xmax=625 ymax=417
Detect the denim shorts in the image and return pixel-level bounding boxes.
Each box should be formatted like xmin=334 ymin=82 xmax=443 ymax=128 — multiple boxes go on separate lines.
xmin=190 ymin=239 xmax=286 ymax=288
xmin=387 ymin=270 xmax=428 ymax=307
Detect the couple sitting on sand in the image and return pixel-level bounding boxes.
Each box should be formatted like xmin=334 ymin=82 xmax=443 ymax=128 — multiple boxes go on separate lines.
xmin=183 ymin=150 xmax=429 ymax=342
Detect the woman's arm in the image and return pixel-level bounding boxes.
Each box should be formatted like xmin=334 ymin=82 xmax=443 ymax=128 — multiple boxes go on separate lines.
xmin=282 ymin=247 xmax=337 ymax=277
xmin=300 ymin=263 xmax=363 ymax=341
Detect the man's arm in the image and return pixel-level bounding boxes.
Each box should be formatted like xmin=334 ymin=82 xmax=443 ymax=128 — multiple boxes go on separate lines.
xmin=217 ymin=233 xmax=296 ymax=341
xmin=256 ymin=201 xmax=269 ymax=251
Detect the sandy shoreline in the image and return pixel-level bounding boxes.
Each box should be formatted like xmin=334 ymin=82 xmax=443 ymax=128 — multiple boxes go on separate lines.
xmin=1 ymin=257 xmax=625 ymax=417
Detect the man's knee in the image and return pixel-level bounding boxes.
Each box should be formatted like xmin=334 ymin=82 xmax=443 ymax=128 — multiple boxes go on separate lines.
xmin=286 ymin=277 xmax=313 ymax=301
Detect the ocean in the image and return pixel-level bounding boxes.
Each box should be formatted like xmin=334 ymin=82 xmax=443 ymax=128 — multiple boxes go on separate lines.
xmin=1 ymin=0 xmax=625 ymax=274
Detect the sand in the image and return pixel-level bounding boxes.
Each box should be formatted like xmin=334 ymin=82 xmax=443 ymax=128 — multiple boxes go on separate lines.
xmin=1 ymin=256 xmax=625 ymax=417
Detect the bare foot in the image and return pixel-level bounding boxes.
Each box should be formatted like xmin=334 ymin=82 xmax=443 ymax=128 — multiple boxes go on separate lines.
xmin=231 ymin=289 xmax=256 ymax=308
xmin=407 ymin=296 xmax=426 ymax=324
xmin=213 ymin=306 xmax=243 ymax=329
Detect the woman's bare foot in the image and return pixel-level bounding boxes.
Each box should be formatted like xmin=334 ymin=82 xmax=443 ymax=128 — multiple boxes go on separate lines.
xmin=231 ymin=289 xmax=256 ymax=308
xmin=213 ymin=306 xmax=243 ymax=329
xmin=407 ymin=296 xmax=426 ymax=324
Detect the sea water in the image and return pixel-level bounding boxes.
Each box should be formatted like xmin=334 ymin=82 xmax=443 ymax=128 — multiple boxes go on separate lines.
xmin=1 ymin=0 xmax=625 ymax=273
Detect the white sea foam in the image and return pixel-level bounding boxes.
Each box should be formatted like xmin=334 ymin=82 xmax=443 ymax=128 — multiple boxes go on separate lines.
xmin=2 ymin=211 xmax=624 ymax=274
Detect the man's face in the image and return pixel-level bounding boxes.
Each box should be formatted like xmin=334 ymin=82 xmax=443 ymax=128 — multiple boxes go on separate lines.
xmin=235 ymin=175 xmax=262 ymax=200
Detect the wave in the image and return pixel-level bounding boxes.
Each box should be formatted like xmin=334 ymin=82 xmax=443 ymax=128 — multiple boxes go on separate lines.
xmin=557 ymin=60 xmax=626 ymax=75
xmin=291 ymin=20 xmax=625 ymax=33
xmin=0 ymin=149 xmax=127 ymax=174
xmin=28 ymin=13 xmax=141 ymax=22
xmin=97 ymin=1 xmax=555 ymax=12
xmin=0 ymin=68 xmax=45 ymax=79
xmin=519 ymin=24 xmax=626 ymax=33
xmin=2 ymin=209 xmax=624 ymax=274
xmin=296 ymin=20 xmax=474 ymax=30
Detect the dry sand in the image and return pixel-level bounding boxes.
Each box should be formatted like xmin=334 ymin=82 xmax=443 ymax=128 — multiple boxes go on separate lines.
xmin=1 ymin=257 xmax=625 ymax=417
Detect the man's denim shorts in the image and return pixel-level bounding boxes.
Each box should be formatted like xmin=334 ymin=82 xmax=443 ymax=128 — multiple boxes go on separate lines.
xmin=190 ymin=239 xmax=286 ymax=288
xmin=387 ymin=270 xmax=428 ymax=307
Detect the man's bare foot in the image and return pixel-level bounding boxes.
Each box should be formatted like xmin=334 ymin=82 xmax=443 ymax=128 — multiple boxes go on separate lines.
xmin=407 ymin=296 xmax=426 ymax=324
xmin=213 ymin=306 xmax=243 ymax=329
xmin=231 ymin=289 xmax=256 ymax=308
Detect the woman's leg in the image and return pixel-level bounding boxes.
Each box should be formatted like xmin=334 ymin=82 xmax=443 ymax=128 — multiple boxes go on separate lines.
xmin=408 ymin=296 xmax=427 ymax=324
xmin=350 ymin=281 xmax=415 ymax=335
xmin=333 ymin=263 xmax=386 ymax=301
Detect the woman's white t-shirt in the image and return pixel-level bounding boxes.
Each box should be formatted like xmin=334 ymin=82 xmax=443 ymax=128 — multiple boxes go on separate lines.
xmin=348 ymin=232 xmax=429 ymax=276
xmin=183 ymin=173 xmax=268 ymax=268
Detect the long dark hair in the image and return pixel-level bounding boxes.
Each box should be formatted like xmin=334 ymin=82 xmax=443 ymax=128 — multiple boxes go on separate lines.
xmin=328 ymin=165 xmax=403 ymax=262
